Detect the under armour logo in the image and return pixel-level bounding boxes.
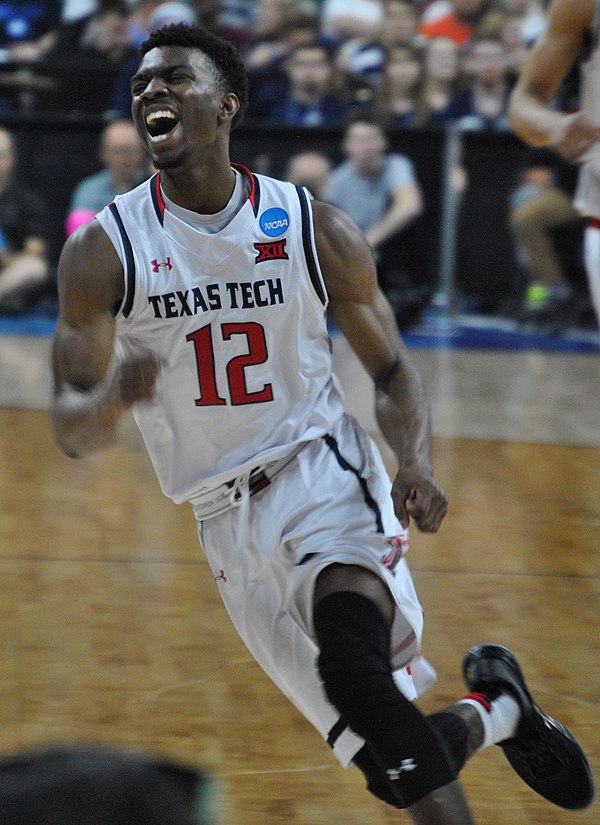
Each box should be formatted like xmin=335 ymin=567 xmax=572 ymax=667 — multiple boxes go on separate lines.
xmin=214 ymin=570 xmax=227 ymax=583
xmin=151 ymin=257 xmax=173 ymax=272
xmin=386 ymin=759 xmax=417 ymax=780
xmin=254 ymin=239 xmax=288 ymax=263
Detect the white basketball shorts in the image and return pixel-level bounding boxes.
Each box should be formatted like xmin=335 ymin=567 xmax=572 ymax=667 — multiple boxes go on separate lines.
xmin=193 ymin=412 xmax=435 ymax=767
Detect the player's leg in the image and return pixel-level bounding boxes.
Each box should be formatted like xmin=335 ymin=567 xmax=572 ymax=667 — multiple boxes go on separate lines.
xmin=313 ymin=563 xmax=478 ymax=824
xmin=313 ymin=566 xmax=595 ymax=817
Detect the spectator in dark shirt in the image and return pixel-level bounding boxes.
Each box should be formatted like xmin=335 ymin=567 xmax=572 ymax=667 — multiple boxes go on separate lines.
xmin=336 ymin=0 xmax=421 ymax=89
xmin=417 ymin=35 xmax=464 ymax=128
xmin=35 ymin=0 xmax=136 ymax=118
xmin=373 ymin=42 xmax=425 ymax=129
xmin=243 ymin=0 xmax=322 ymax=78
xmin=242 ymin=2 xmax=325 ymax=116
xmin=247 ymin=40 xmax=352 ymax=126
xmin=0 ymin=127 xmax=51 ymax=313
xmin=128 ymin=0 xmax=200 ymax=49
xmin=444 ymin=35 xmax=512 ymax=129
xmin=111 ymin=1 xmax=202 ymax=118
xmin=0 ymin=0 xmax=62 ymax=115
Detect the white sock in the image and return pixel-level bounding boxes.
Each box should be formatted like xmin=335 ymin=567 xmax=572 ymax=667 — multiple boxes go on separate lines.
xmin=458 ymin=692 xmax=521 ymax=749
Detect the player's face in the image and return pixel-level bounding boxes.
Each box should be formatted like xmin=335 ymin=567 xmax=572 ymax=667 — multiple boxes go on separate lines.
xmin=130 ymin=46 xmax=233 ymax=170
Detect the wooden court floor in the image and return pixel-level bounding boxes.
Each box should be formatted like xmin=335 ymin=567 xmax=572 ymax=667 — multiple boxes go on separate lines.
xmin=0 ymin=332 xmax=598 ymax=824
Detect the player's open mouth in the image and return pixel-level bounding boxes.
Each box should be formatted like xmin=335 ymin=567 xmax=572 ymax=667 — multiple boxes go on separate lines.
xmin=145 ymin=109 xmax=179 ymax=141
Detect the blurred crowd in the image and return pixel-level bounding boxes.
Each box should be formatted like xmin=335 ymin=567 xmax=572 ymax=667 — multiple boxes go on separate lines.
xmin=0 ymin=0 xmax=593 ymax=332
xmin=0 ymin=0 xmax=557 ymax=126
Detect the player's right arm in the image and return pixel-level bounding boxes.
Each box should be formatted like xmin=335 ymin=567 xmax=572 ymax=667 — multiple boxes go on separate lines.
xmin=51 ymin=221 xmax=160 ymax=458
xmin=509 ymin=0 xmax=600 ymax=161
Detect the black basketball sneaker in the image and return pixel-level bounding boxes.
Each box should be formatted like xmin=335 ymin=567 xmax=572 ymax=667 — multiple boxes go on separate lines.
xmin=462 ymin=643 xmax=595 ymax=810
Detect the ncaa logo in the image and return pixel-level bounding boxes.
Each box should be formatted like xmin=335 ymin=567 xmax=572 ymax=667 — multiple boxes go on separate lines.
xmin=260 ymin=207 xmax=290 ymax=237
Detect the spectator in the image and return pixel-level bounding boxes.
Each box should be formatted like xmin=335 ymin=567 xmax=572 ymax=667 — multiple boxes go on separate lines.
xmin=285 ymin=150 xmax=332 ymax=199
xmin=0 ymin=127 xmax=51 ymax=314
xmin=336 ymin=0 xmax=421 ymax=89
xmin=0 ymin=744 xmax=219 ymax=825
xmin=188 ymin=0 xmax=222 ymax=35
xmin=0 ymin=0 xmax=61 ymax=60
xmin=324 ymin=114 xmax=426 ymax=325
xmin=0 ymin=1 xmax=62 ymax=115
xmin=247 ymin=40 xmax=352 ymax=126
xmin=325 ymin=115 xmax=423 ymax=248
xmin=66 ymin=119 xmax=148 ymax=236
xmin=509 ymin=155 xmax=583 ymax=322
xmin=128 ymin=1 xmax=200 ymax=49
xmin=128 ymin=1 xmax=168 ymax=49
xmin=151 ymin=2 xmax=200 ymax=28
xmin=243 ymin=0 xmax=293 ymax=67
xmin=243 ymin=1 xmax=322 ymax=95
xmin=373 ymin=43 xmax=425 ymax=129
xmin=217 ymin=0 xmax=257 ymax=53
xmin=61 ymin=1 xmax=99 ymax=23
xmin=503 ymin=0 xmax=547 ymax=46
xmin=499 ymin=11 xmax=533 ymax=81
xmin=419 ymin=0 xmax=453 ymax=25
xmin=417 ymin=35 xmax=464 ymax=127
xmin=320 ymin=0 xmax=384 ymax=43
xmin=34 ymin=0 xmax=136 ymax=118
xmin=418 ymin=0 xmax=506 ymax=48
xmin=112 ymin=1 xmax=202 ymax=116
xmin=443 ymin=35 xmax=512 ymax=129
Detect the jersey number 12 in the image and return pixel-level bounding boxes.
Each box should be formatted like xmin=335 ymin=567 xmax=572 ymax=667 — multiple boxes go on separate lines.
xmin=186 ymin=322 xmax=274 ymax=406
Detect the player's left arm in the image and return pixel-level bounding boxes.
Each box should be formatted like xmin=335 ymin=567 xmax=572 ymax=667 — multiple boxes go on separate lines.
xmin=312 ymin=200 xmax=448 ymax=532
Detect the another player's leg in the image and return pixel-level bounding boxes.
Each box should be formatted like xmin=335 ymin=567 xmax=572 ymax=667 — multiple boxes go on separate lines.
xmin=583 ymin=223 xmax=600 ymax=326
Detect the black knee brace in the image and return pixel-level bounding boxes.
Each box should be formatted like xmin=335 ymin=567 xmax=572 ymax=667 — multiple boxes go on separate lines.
xmin=427 ymin=711 xmax=469 ymax=773
xmin=352 ymin=745 xmax=402 ymax=808
xmin=313 ymin=591 xmax=458 ymax=808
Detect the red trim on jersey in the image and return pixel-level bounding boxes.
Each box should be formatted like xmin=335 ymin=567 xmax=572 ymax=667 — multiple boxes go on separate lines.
xmin=231 ymin=162 xmax=258 ymax=214
xmin=461 ymin=691 xmax=492 ymax=713
xmin=588 ymin=217 xmax=600 ymax=229
xmin=152 ymin=172 xmax=166 ymax=224
xmin=154 ymin=173 xmax=165 ymax=215
xmin=151 ymin=165 xmax=258 ymax=222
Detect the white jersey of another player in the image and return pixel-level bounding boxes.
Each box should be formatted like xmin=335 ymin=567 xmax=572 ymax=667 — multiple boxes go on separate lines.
xmin=574 ymin=1 xmax=600 ymax=218
xmin=95 ymin=165 xmax=345 ymax=503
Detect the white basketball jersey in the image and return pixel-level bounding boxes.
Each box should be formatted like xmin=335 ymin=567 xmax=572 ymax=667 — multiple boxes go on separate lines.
xmin=574 ymin=1 xmax=600 ymax=218
xmin=95 ymin=166 xmax=345 ymax=503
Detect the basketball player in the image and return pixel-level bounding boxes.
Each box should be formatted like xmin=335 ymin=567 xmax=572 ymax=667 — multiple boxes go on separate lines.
xmin=509 ymin=0 xmax=600 ymax=327
xmin=51 ymin=23 xmax=595 ymax=823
